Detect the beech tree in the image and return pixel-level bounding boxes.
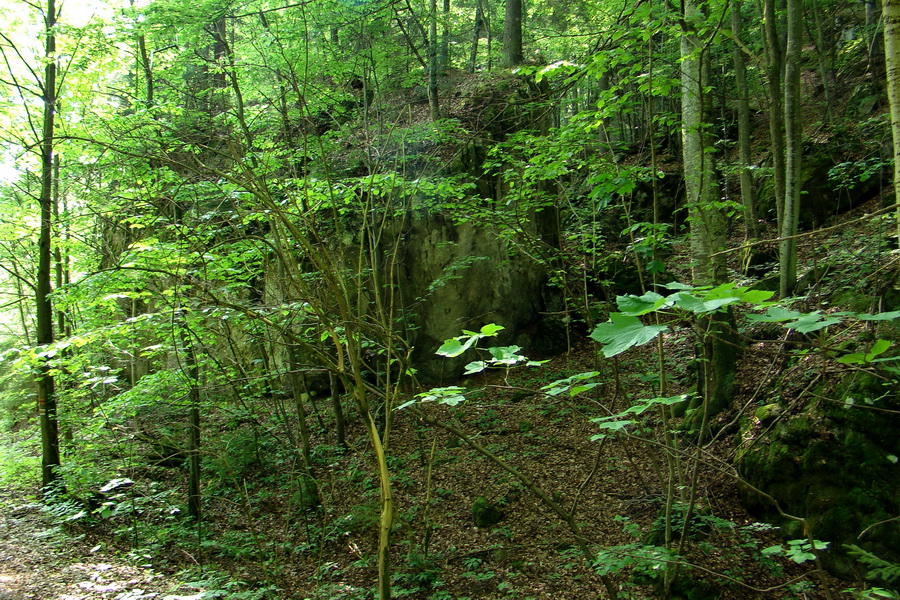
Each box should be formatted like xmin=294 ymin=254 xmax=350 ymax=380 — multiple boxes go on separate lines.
xmin=503 ymin=0 xmax=524 ymax=67
xmin=779 ymin=0 xmax=802 ymax=296
xmin=886 ymin=0 xmax=900 ymax=244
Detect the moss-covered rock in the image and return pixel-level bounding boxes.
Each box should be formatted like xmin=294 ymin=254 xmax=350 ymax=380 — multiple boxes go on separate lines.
xmin=735 ymin=373 xmax=900 ymax=579
xmin=472 ymin=496 xmax=504 ymax=528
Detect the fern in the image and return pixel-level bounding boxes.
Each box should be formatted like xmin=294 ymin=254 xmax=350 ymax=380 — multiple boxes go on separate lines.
xmin=846 ymin=544 xmax=900 ymax=584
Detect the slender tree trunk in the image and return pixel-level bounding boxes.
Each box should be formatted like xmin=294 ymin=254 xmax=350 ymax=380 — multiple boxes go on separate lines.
xmin=681 ymin=0 xmax=735 ymax=433
xmin=681 ymin=5 xmax=725 ymax=286
xmin=780 ymin=0 xmax=802 ymax=296
xmin=868 ymin=0 xmax=885 ymax=75
xmin=763 ymin=0 xmax=786 ymax=227
xmin=184 ymin=328 xmax=202 ymax=520
xmin=36 ymin=0 xmax=62 ymax=492
xmin=502 ymin=0 xmax=523 ymax=67
xmin=732 ymin=0 xmax=759 ymax=239
xmin=469 ymin=0 xmax=483 ymax=73
xmin=885 ymin=0 xmax=900 ymax=244
xmin=440 ymin=0 xmax=450 ymax=72
xmin=428 ymin=0 xmax=440 ymax=119
xmin=810 ymin=0 xmax=834 ymax=122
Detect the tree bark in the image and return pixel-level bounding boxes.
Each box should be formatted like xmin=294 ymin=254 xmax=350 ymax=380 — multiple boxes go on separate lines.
xmin=731 ymin=0 xmax=759 ymax=239
xmin=36 ymin=0 xmax=62 ymax=492
xmin=440 ymin=0 xmax=450 ymax=72
xmin=763 ymin=0 xmax=786 ymax=228
xmin=779 ymin=0 xmax=802 ymax=297
xmin=681 ymin=0 xmax=735 ymax=432
xmin=885 ymin=0 xmax=900 ymax=245
xmin=468 ymin=0 xmax=483 ymax=73
xmin=502 ymin=0 xmax=523 ymax=68
xmin=428 ymin=0 xmax=440 ymax=119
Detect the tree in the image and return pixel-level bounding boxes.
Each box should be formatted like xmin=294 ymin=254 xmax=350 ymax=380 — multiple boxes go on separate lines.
xmin=35 ymin=0 xmax=63 ymax=492
xmin=680 ymin=0 xmax=735 ymax=429
xmin=762 ymin=0 xmax=786 ymax=229
xmin=885 ymin=0 xmax=900 ymax=245
xmin=503 ymin=0 xmax=524 ymax=67
xmin=731 ymin=0 xmax=759 ymax=239
xmin=779 ymin=0 xmax=802 ymax=297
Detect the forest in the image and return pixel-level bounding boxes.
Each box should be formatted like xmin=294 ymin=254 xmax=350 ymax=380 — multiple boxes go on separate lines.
xmin=0 ymin=0 xmax=899 ymax=598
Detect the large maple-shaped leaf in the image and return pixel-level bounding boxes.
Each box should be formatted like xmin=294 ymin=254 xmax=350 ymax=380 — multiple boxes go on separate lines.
xmin=590 ymin=313 xmax=668 ymax=358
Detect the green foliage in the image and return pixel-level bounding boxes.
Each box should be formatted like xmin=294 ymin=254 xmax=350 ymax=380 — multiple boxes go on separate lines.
xmin=761 ymin=539 xmax=829 ymax=564
xmin=589 ymin=282 xmax=775 ymax=358
xmin=846 ymin=544 xmax=900 ymax=585
xmin=590 ymin=394 xmax=690 ymax=441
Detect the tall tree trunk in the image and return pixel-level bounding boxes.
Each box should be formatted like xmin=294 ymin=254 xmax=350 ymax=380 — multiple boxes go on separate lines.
xmin=780 ymin=0 xmax=802 ymax=296
xmin=732 ymin=0 xmax=759 ymax=239
xmin=763 ymin=0 xmax=786 ymax=228
xmin=502 ymin=0 xmax=523 ymax=68
xmin=36 ymin=0 xmax=62 ymax=492
xmin=868 ymin=0 xmax=885 ymax=75
xmin=469 ymin=0 xmax=483 ymax=73
xmin=183 ymin=327 xmax=202 ymax=520
xmin=440 ymin=0 xmax=450 ymax=72
xmin=428 ymin=0 xmax=440 ymax=119
xmin=810 ymin=0 xmax=834 ymax=122
xmin=681 ymin=6 xmax=725 ymax=286
xmin=681 ymin=0 xmax=735 ymax=433
xmin=885 ymin=0 xmax=900 ymax=245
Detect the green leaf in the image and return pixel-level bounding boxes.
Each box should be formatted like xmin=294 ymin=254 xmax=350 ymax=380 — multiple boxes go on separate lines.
xmin=480 ymin=324 xmax=505 ymax=336
xmin=661 ymin=282 xmax=698 ymax=291
xmin=747 ymin=307 xmax=802 ymax=322
xmin=616 ymin=291 xmax=668 ymax=316
xmin=738 ymin=289 xmax=776 ymax=305
xmin=464 ymin=361 xmax=488 ymax=374
xmin=436 ymin=338 xmax=465 ymax=357
xmin=590 ymin=314 xmax=668 ymax=358
xmin=858 ymin=311 xmax=900 ymax=321
xmin=570 ymin=383 xmax=599 ymax=395
xmin=785 ymin=311 xmax=841 ymax=333
xmin=837 ymin=352 xmax=867 ymax=365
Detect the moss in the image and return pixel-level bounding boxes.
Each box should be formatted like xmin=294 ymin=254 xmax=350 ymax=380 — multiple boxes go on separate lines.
xmin=777 ymin=416 xmax=813 ymax=444
xmin=755 ymin=403 xmax=782 ymax=424
xmin=472 ymin=496 xmax=504 ymax=528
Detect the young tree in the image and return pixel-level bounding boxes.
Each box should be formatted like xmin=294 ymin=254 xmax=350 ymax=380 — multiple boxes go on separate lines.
xmin=779 ymin=0 xmax=802 ymax=296
xmin=731 ymin=0 xmax=759 ymax=239
xmin=35 ymin=0 xmax=63 ymax=491
xmin=680 ymin=0 xmax=735 ymax=428
xmin=885 ymin=0 xmax=900 ymax=244
xmin=503 ymin=0 xmax=524 ymax=67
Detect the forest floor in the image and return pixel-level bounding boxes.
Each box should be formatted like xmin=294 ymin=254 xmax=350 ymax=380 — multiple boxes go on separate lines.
xmin=1 ymin=196 xmax=894 ymax=599
xmin=0 ymin=487 xmax=207 ymax=599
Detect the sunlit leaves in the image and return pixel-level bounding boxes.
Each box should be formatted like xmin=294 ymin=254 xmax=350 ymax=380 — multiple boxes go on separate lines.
xmin=590 ymin=313 xmax=668 ymax=358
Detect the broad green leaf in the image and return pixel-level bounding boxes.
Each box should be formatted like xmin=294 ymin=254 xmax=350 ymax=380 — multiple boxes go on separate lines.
xmin=487 ymin=345 xmax=523 ymax=363
xmin=661 ymin=282 xmax=698 ymax=291
xmin=837 ymin=339 xmax=892 ymax=364
xmin=480 ymin=323 xmax=505 ymax=336
xmin=738 ymin=289 xmax=776 ymax=304
xmin=570 ymin=383 xmax=600 ymax=395
xmin=747 ymin=307 xmax=803 ymax=322
xmin=437 ymin=336 xmax=477 ymax=357
xmin=590 ymin=314 xmax=668 ymax=357
xmin=704 ymin=281 xmax=737 ymax=299
xmin=858 ymin=311 xmax=900 ymax=321
xmin=785 ymin=312 xmax=841 ymax=333
xmin=672 ymin=292 xmax=740 ymax=313
xmin=868 ymin=339 xmax=891 ymax=359
xmin=616 ymin=291 xmax=667 ymax=316
xmin=590 ymin=419 xmax=635 ymax=440
xmin=464 ymin=361 xmax=488 ymax=374
xmin=837 ymin=352 xmax=867 ymax=365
